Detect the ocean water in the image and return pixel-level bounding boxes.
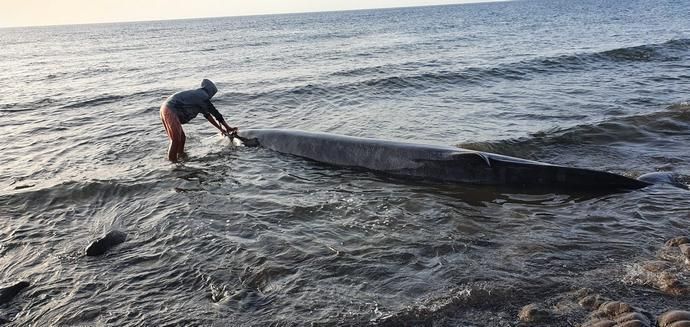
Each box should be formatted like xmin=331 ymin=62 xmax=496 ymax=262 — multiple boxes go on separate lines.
xmin=1 ymin=0 xmax=690 ymax=325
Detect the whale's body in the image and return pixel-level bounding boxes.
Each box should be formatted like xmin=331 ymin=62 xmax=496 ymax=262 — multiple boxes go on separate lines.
xmin=237 ymin=129 xmax=651 ymax=190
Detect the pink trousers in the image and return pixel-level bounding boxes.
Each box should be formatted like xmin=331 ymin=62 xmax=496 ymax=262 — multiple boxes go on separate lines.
xmin=160 ymin=105 xmax=185 ymax=161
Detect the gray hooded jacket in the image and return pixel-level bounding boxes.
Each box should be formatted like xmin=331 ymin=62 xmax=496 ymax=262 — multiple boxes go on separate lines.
xmin=165 ymin=79 xmax=224 ymax=124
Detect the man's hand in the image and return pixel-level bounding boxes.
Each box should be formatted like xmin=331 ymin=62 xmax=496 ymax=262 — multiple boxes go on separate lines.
xmin=220 ymin=121 xmax=237 ymax=134
xmin=225 ymin=127 xmax=238 ymax=136
xmin=221 ymin=127 xmax=238 ymax=138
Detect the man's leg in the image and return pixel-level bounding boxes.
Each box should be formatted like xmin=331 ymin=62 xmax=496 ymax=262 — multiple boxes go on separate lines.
xmin=168 ymin=139 xmax=179 ymax=162
xmin=161 ymin=105 xmax=184 ymax=162
xmin=178 ymin=130 xmax=186 ymax=159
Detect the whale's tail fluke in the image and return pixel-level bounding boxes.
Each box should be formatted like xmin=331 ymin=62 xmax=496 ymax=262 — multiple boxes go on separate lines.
xmin=637 ymin=172 xmax=689 ymax=190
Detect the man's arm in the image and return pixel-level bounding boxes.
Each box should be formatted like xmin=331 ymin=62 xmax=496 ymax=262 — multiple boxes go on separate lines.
xmin=203 ymin=113 xmax=228 ymax=135
xmin=204 ymin=101 xmax=237 ymax=135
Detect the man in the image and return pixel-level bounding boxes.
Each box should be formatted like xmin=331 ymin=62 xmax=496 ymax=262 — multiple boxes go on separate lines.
xmin=160 ymin=79 xmax=237 ymax=162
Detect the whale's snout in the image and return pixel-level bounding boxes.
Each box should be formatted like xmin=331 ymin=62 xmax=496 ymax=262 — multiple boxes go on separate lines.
xmin=638 ymin=172 xmax=689 ymax=190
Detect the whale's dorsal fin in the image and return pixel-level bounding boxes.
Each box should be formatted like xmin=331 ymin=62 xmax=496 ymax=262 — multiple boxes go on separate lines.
xmin=449 ymin=151 xmax=493 ymax=167
xmin=475 ymin=152 xmax=491 ymax=167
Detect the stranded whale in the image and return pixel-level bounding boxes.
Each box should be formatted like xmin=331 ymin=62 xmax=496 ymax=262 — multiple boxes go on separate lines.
xmin=234 ymin=129 xmax=684 ymax=190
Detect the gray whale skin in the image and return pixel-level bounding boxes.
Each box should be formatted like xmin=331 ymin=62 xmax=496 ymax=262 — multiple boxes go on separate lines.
xmin=237 ymin=129 xmax=664 ymax=190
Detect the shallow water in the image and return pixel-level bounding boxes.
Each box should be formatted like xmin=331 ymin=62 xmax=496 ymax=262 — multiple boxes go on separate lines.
xmin=1 ymin=0 xmax=690 ymax=325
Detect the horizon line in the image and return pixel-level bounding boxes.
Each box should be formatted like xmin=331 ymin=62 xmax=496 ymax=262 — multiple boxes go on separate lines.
xmin=0 ymin=0 xmax=510 ymax=29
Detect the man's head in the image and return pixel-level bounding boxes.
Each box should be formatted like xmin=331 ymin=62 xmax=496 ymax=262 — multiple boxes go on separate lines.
xmin=201 ymin=79 xmax=218 ymax=98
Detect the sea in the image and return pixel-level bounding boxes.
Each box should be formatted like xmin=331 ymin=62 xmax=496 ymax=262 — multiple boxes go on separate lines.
xmin=1 ymin=0 xmax=690 ymax=325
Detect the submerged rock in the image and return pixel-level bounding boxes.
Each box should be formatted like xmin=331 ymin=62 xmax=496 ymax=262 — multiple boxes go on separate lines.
xmin=665 ymin=237 xmax=690 ymax=247
xmin=623 ymin=237 xmax=690 ymax=296
xmin=579 ymin=294 xmax=611 ymax=311
xmin=0 ymin=281 xmax=30 ymax=305
xmin=657 ymin=272 xmax=687 ymax=297
xmin=85 ymin=230 xmax=127 ymax=256
xmin=518 ymin=303 xmax=552 ymax=323
xmin=626 ymin=263 xmax=687 ymax=297
xmin=679 ymin=244 xmax=690 ymax=262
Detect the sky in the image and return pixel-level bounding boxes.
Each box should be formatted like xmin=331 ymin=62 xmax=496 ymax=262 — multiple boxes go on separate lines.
xmin=0 ymin=0 xmax=502 ymax=28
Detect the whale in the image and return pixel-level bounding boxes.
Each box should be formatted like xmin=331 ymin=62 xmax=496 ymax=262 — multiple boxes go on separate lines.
xmin=233 ymin=129 xmax=681 ymax=190
xmin=85 ymin=230 xmax=127 ymax=256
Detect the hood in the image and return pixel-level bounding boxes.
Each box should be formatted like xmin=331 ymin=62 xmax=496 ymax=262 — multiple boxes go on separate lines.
xmin=201 ymin=79 xmax=218 ymax=98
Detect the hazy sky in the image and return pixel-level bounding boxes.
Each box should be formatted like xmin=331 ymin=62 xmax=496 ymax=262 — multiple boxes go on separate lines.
xmin=0 ymin=0 xmax=502 ymax=28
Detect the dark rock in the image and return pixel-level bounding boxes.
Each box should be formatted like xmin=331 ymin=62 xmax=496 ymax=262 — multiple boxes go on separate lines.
xmin=616 ymin=320 xmax=648 ymax=327
xmin=582 ymin=319 xmax=616 ymax=327
xmin=658 ymin=310 xmax=690 ymax=327
xmin=595 ymin=301 xmax=634 ymax=317
xmin=584 ymin=300 xmax=653 ymax=327
xmin=0 ymin=281 xmax=30 ymax=305
xmin=85 ymin=230 xmax=127 ymax=256
xmin=615 ymin=312 xmax=650 ymax=326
